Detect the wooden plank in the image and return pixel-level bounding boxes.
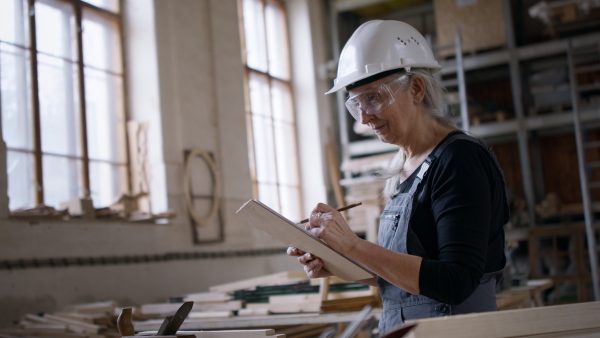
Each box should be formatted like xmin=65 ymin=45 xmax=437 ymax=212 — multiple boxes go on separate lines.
xmin=20 ymin=323 xmax=68 ymax=333
xmin=268 ymin=290 xmax=372 ymax=305
xmin=209 ymin=271 xmax=307 ymax=293
xmin=406 ymin=301 xmax=600 ymax=337
xmin=320 ymin=295 xmax=380 ymax=313
xmin=268 ymin=301 xmax=321 ymax=313
xmin=245 ymin=303 xmax=271 ymax=310
xmin=237 ymin=308 xmax=270 ymax=316
xmin=42 ymin=313 xmax=101 ymax=334
xmin=136 ymin=329 xmax=277 ymax=337
xmin=23 ymin=314 xmax=52 ymax=324
xmin=526 ymin=327 xmax=600 ymax=337
xmin=236 ymin=199 xmax=375 ymax=281
xmin=183 ymin=292 xmax=232 ymax=303
xmin=0 ymin=328 xmax=105 ymax=337
xmin=140 ymin=301 xmax=243 ymax=315
xmin=63 ymin=300 xmax=117 ymax=315
xmin=187 ymin=311 xmax=232 ymax=319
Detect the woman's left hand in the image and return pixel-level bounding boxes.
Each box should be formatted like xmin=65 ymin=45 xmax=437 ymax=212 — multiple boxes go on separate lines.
xmin=305 ymin=203 xmax=361 ymax=255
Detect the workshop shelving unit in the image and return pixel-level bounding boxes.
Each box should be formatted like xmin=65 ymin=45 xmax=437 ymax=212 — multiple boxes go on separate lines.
xmin=327 ymin=0 xmax=600 ymax=303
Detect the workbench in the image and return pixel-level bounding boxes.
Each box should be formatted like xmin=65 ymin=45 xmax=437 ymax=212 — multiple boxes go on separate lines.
xmin=495 ymin=279 xmax=554 ymax=310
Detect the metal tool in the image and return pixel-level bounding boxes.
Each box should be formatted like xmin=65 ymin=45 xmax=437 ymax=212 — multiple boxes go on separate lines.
xmin=156 ymin=301 xmax=193 ymax=335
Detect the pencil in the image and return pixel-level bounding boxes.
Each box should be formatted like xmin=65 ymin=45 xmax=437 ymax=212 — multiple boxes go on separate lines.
xmin=298 ymin=202 xmax=362 ymax=224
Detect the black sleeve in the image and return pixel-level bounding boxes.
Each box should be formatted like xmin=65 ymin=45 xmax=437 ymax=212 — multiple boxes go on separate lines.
xmin=418 ymin=141 xmax=493 ymax=305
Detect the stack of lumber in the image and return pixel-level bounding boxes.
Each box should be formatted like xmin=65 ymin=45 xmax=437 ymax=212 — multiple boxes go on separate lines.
xmin=340 ymin=175 xmax=386 ymax=241
xmin=136 ymin=271 xmax=379 ymax=324
xmin=0 ymin=300 xmax=121 ymax=337
xmin=339 ymin=153 xmax=391 ymax=240
xmin=137 ymin=271 xmax=311 ymax=321
xmin=239 ymin=280 xmax=373 ymax=314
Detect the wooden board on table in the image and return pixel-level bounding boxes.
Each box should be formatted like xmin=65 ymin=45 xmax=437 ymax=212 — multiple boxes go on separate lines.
xmin=236 ymin=199 xmax=374 ymax=282
xmin=209 ymin=271 xmax=308 ymax=293
xmin=403 ymin=301 xmax=600 ymax=337
xmin=136 ymin=329 xmax=278 ymax=337
xmin=183 ymin=292 xmax=232 ymax=303
xmin=141 ymin=301 xmax=244 ymax=315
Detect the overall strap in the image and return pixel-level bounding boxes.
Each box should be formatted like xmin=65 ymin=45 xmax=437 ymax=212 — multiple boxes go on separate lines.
xmin=407 ymin=132 xmax=472 ymax=195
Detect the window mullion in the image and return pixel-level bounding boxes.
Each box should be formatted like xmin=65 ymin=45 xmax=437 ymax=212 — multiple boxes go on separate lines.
xmin=28 ymin=0 xmax=44 ymax=205
xmin=243 ymin=69 xmax=259 ymax=196
xmin=262 ymin=0 xmax=282 ymax=210
xmin=117 ymin=0 xmax=133 ymax=196
xmin=75 ymin=0 xmax=90 ymax=198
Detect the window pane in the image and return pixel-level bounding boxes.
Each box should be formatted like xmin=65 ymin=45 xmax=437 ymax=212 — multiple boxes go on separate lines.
xmin=271 ymin=80 xmax=293 ymax=123
xmin=7 ymin=150 xmax=35 ymax=210
xmin=82 ymin=10 xmax=122 ymax=73
xmin=43 ymin=154 xmax=81 ymax=208
xmin=89 ymin=161 xmax=126 ymax=207
xmin=1 ymin=43 xmax=32 ymax=150
xmin=258 ymin=182 xmax=279 ymax=211
xmin=38 ymin=53 xmax=81 ymax=156
xmin=249 ymin=72 xmax=271 ymax=118
xmin=274 ymin=121 xmax=299 ymax=186
xmin=279 ymin=185 xmax=300 ymax=221
xmin=265 ymin=1 xmax=289 ymax=80
xmin=252 ymin=115 xmax=277 ymax=184
xmin=35 ymin=0 xmax=76 ymax=60
xmin=83 ymin=0 xmax=119 ymax=13
xmin=85 ymin=68 xmax=125 ymax=162
xmin=0 ymin=0 xmax=29 ymax=47
xmin=243 ymin=0 xmax=267 ymax=72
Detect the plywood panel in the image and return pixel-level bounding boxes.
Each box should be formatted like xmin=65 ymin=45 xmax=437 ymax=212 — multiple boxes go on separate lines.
xmin=434 ymin=0 xmax=506 ymax=58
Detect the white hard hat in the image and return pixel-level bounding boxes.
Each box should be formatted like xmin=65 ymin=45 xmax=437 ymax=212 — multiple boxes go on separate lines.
xmin=326 ymin=20 xmax=440 ymax=95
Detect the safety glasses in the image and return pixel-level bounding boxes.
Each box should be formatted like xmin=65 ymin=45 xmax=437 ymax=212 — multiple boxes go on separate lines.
xmin=345 ymin=75 xmax=410 ymax=122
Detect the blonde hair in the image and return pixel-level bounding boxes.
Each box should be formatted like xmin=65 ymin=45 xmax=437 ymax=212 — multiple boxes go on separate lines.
xmin=380 ymin=68 xmax=458 ymax=199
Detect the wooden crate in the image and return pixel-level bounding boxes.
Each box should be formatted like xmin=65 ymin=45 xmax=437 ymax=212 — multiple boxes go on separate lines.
xmin=434 ymin=0 xmax=506 ymax=58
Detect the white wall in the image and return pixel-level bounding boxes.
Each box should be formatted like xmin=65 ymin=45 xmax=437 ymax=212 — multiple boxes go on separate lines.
xmin=0 ymin=0 xmax=333 ymax=328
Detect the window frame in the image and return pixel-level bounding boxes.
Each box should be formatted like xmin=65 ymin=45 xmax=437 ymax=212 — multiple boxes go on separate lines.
xmin=239 ymin=0 xmax=304 ymax=219
xmin=1 ymin=0 xmax=130 ymax=210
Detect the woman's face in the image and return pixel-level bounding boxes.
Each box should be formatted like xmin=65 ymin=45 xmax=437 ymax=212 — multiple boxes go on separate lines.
xmin=349 ymin=76 xmax=418 ymax=147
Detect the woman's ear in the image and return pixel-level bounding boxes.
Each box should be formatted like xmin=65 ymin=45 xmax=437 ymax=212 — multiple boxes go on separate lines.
xmin=410 ymin=76 xmax=426 ymax=104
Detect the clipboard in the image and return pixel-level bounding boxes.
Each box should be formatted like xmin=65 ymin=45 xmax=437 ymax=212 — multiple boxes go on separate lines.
xmin=236 ymin=199 xmax=375 ymax=281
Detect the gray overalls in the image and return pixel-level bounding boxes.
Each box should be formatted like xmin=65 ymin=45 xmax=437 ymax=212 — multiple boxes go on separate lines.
xmin=377 ymin=133 xmax=505 ymax=335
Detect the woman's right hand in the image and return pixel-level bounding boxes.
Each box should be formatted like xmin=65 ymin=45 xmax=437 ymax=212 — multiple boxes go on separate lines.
xmin=287 ymin=247 xmax=333 ymax=279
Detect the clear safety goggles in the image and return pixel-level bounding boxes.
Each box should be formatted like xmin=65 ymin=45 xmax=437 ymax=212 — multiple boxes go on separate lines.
xmin=345 ymin=75 xmax=409 ymax=122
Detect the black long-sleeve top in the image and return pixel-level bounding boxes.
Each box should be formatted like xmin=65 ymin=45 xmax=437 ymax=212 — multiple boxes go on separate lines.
xmin=398 ymin=133 xmax=509 ymax=305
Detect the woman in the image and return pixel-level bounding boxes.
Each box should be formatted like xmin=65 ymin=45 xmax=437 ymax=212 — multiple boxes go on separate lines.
xmin=287 ymin=20 xmax=509 ymax=335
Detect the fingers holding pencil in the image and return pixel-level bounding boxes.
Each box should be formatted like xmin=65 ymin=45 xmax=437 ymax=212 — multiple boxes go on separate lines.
xmin=298 ymin=202 xmax=362 ymax=225
xmin=303 ymin=202 xmax=363 ymax=255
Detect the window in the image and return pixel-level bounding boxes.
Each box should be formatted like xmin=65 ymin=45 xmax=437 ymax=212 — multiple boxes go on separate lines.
xmin=0 ymin=0 xmax=127 ymax=211
xmin=240 ymin=0 xmax=302 ymax=221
